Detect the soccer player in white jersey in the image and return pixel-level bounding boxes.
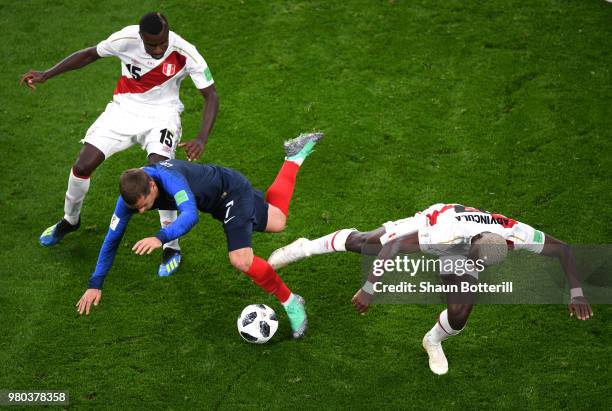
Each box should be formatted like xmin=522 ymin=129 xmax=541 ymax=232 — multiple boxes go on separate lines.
xmin=269 ymin=203 xmax=593 ymax=374
xmin=20 ymin=12 xmax=219 ymax=276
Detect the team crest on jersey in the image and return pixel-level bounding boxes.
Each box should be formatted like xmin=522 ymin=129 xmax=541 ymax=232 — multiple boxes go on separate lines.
xmin=162 ymin=63 xmax=176 ymax=76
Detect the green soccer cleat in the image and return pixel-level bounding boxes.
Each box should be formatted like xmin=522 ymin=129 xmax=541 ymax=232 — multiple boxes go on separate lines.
xmin=284 ymin=132 xmax=324 ymax=162
xmin=284 ymin=294 xmax=308 ymax=339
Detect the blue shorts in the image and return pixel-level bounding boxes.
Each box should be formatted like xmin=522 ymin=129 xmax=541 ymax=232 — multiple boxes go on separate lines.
xmin=212 ymin=182 xmax=269 ymax=251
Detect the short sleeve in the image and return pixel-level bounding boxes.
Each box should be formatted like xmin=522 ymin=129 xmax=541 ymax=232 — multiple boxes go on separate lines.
xmin=513 ymin=222 xmax=545 ymax=254
xmin=96 ymin=26 xmax=138 ymax=58
xmin=97 ymin=31 xmax=121 ymax=58
xmin=184 ymin=44 xmax=214 ymax=89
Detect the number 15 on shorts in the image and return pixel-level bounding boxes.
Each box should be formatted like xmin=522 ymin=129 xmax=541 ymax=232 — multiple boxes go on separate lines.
xmin=159 ymin=128 xmax=174 ymax=148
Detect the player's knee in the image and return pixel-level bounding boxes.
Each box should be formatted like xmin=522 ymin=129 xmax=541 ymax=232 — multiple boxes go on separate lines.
xmin=447 ymin=304 xmax=471 ymax=330
xmin=229 ymin=253 xmax=253 ymax=273
xmin=72 ymin=161 xmax=94 ymax=178
xmin=148 ymin=153 xmax=169 ymax=164
xmin=345 ymin=232 xmax=366 ymax=251
xmin=277 ymin=216 xmax=287 ymax=231
xmin=266 ymin=213 xmax=286 ymax=233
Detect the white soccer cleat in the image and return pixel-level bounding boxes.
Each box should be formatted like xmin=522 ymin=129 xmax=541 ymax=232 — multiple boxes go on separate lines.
xmin=268 ymin=238 xmax=310 ymax=269
xmin=422 ymin=333 xmax=449 ymax=375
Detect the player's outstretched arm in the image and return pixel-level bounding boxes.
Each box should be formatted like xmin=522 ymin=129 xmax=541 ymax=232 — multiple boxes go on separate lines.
xmin=178 ymin=84 xmax=219 ymax=161
xmin=20 ymin=46 xmax=101 ymax=90
xmin=352 ymin=239 xmax=403 ymax=314
xmin=76 ymin=289 xmax=102 ymax=316
xmin=540 ymin=234 xmax=593 ymax=321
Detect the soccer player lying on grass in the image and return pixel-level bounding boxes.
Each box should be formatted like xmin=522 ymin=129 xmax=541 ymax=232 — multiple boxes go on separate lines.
xmin=269 ymin=203 xmax=593 ymax=371
xmin=76 ymin=132 xmax=323 ymax=339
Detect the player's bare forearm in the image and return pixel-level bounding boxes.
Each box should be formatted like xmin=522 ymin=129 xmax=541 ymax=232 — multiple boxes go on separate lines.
xmin=21 ymin=47 xmax=100 ymax=89
xmin=196 ymin=85 xmax=219 ymax=142
xmin=540 ymin=234 xmax=581 ymax=289
xmin=353 ymin=240 xmax=401 ymax=313
xmin=541 ymin=234 xmax=592 ymax=320
xmin=178 ymin=85 xmax=218 ymax=161
xmin=44 ymin=47 xmax=101 ymax=79
xmin=367 ymin=240 xmax=401 ymax=284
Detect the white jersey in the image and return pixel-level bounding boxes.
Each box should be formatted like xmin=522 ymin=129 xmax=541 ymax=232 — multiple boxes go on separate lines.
xmin=96 ymin=25 xmax=214 ymax=114
xmin=417 ymin=203 xmax=545 ymax=255
xmin=380 ymin=203 xmax=545 ymax=255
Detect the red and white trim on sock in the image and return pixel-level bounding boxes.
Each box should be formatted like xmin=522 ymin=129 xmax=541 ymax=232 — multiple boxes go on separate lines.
xmin=428 ymin=309 xmax=463 ymax=344
xmin=306 ymin=228 xmax=357 ymax=255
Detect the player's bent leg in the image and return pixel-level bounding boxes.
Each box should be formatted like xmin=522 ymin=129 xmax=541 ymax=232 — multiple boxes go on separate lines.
xmin=264 ymin=204 xmax=287 ymax=233
xmin=264 ymin=132 xmax=324 ymax=217
xmin=147 ymin=153 xmax=183 ymax=276
xmin=346 ymin=227 xmax=387 ymax=255
xmin=422 ymin=278 xmax=475 ymax=375
xmin=157 ymin=210 xmax=182 ymax=276
xmin=268 ymin=227 xmax=360 ymax=269
xmin=40 ymin=144 xmax=105 ymax=247
xmin=233 ymin=248 xmax=307 ymax=338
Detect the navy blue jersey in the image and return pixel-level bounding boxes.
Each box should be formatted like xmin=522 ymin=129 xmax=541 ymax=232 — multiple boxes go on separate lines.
xmin=88 ymin=160 xmax=251 ymax=289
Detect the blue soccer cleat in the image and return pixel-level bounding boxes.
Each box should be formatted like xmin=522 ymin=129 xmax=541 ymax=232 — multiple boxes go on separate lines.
xmin=158 ymin=248 xmax=182 ymax=277
xmin=284 ymin=294 xmax=308 ymax=339
xmin=39 ymin=218 xmax=80 ymax=247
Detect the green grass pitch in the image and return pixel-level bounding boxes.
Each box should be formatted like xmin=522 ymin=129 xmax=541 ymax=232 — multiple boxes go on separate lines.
xmin=1 ymin=0 xmax=611 ymax=409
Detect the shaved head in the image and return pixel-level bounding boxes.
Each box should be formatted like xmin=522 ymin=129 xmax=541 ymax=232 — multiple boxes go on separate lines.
xmin=471 ymin=232 xmax=508 ymax=266
xmin=139 ymin=12 xmax=168 ymax=35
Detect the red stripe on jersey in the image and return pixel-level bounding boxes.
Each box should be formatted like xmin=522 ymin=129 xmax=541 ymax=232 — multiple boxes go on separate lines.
xmin=113 ymin=51 xmax=187 ymax=95
xmin=426 ymin=204 xmax=454 ymax=226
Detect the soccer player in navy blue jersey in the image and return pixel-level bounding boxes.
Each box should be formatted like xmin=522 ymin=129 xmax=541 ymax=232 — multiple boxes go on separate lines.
xmin=76 ymin=133 xmax=323 ymax=338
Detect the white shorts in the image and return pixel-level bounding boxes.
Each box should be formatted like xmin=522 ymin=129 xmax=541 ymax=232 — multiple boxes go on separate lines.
xmin=82 ymin=101 xmax=182 ymax=159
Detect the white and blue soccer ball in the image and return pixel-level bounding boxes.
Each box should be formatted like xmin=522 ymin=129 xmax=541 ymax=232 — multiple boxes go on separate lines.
xmin=237 ymin=304 xmax=279 ymax=344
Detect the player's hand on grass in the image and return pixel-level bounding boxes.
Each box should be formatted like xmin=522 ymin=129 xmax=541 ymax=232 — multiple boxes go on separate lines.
xmin=352 ymin=289 xmax=373 ymax=314
xmin=132 ymin=237 xmax=162 ymax=255
xmin=20 ymin=70 xmax=47 ymax=90
xmin=568 ymin=297 xmax=593 ymax=321
xmin=178 ymin=139 xmax=205 ymax=161
xmin=76 ymin=289 xmax=102 ymax=315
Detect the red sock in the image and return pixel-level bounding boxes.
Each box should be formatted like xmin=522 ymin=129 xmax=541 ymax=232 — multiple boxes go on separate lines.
xmin=265 ymin=161 xmax=300 ymax=216
xmin=245 ymin=256 xmax=292 ymax=303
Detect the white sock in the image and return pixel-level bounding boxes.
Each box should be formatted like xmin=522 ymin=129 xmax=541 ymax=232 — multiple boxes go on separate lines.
xmin=282 ymin=293 xmax=296 ymax=308
xmin=305 ymin=228 xmax=356 ymax=255
xmin=427 ymin=309 xmax=463 ymax=344
xmin=63 ymin=168 xmax=90 ymax=225
xmin=159 ymin=210 xmax=180 ymax=251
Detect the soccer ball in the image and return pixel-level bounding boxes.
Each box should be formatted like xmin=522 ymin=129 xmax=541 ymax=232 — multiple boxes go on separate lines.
xmin=237 ymin=304 xmax=279 ymax=344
